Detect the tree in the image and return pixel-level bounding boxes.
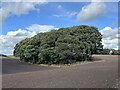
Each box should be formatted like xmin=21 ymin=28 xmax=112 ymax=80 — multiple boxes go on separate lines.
xmin=14 ymin=25 xmax=103 ymax=64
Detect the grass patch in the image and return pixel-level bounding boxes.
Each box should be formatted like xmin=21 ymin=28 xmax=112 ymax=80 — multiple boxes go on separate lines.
xmin=8 ymin=55 xmax=19 ymax=59
xmin=0 ymin=55 xmax=19 ymax=59
xmin=36 ymin=61 xmax=93 ymax=67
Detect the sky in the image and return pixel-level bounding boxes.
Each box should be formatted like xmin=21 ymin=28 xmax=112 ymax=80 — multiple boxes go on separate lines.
xmin=0 ymin=1 xmax=119 ymax=55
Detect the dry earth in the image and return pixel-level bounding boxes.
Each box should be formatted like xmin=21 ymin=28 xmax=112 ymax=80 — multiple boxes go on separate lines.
xmin=2 ymin=55 xmax=119 ymax=89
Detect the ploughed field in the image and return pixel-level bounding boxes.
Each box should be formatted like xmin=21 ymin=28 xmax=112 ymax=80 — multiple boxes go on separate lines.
xmin=2 ymin=55 xmax=119 ymax=88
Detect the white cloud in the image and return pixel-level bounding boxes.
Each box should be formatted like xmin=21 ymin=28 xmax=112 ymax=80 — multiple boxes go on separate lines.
xmin=0 ymin=29 xmax=36 ymax=55
xmin=0 ymin=24 xmax=58 ymax=55
xmin=77 ymin=1 xmax=106 ymax=22
xmin=26 ymin=24 xmax=58 ymax=33
xmin=100 ymin=27 xmax=119 ymax=50
xmin=0 ymin=1 xmax=46 ymax=25
xmin=58 ymin=5 xmax=62 ymax=9
xmin=53 ymin=4 xmax=77 ymax=18
xmin=53 ymin=11 xmax=77 ymax=18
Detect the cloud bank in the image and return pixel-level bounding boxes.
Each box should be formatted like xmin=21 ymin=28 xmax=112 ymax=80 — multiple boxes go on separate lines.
xmin=0 ymin=1 xmax=46 ymax=25
xmin=77 ymin=1 xmax=106 ymax=22
xmin=0 ymin=24 xmax=58 ymax=55
xmin=100 ymin=27 xmax=119 ymax=50
xmin=26 ymin=24 xmax=58 ymax=33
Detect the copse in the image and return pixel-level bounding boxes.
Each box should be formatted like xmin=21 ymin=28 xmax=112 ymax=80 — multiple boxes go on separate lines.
xmin=14 ymin=25 xmax=103 ymax=64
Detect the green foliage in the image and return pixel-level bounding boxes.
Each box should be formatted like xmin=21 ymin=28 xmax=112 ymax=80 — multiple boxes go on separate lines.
xmin=111 ymin=49 xmax=120 ymax=55
xmin=96 ymin=48 xmax=120 ymax=55
xmin=14 ymin=25 xmax=103 ymax=64
xmin=0 ymin=54 xmax=8 ymax=57
xmin=101 ymin=48 xmax=111 ymax=55
xmin=100 ymin=49 xmax=120 ymax=55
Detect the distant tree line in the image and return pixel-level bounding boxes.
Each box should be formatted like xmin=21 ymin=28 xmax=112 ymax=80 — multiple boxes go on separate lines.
xmin=100 ymin=49 xmax=120 ymax=55
xmin=0 ymin=54 xmax=7 ymax=57
xmin=14 ymin=25 xmax=103 ymax=64
xmin=111 ymin=49 xmax=120 ymax=55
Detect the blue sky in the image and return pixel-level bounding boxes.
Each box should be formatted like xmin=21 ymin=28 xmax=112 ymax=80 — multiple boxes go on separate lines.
xmin=2 ymin=2 xmax=118 ymax=34
xmin=0 ymin=1 xmax=118 ymax=55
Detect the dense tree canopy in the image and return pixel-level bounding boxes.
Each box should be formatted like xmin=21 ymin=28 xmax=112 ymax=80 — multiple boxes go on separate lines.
xmin=14 ymin=25 xmax=103 ymax=64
